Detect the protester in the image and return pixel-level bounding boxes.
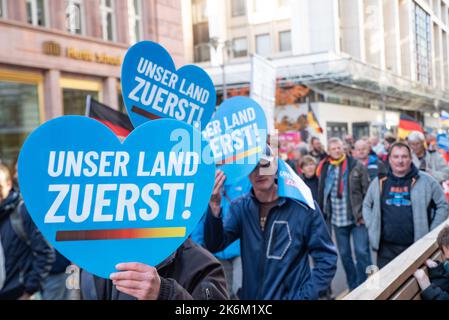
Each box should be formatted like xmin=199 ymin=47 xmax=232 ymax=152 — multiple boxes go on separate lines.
xmin=354 ymin=139 xmax=386 ymax=181
xmin=80 ymin=238 xmax=229 ymax=300
xmin=309 ymin=137 xmax=327 ymax=164
xmin=204 ymin=146 xmax=338 ymax=299
xmin=190 ymin=177 xmax=251 ymax=299
xmin=363 ymin=142 xmax=449 ymax=268
xmin=414 ymin=225 xmax=449 ymax=300
xmin=0 ymin=164 xmax=55 ymax=300
xmin=299 ymin=155 xmax=319 ymax=201
xmin=380 ymin=133 xmax=397 ymax=165
xmin=370 ymin=136 xmax=385 ymax=156
xmin=407 ymin=131 xmax=449 ymax=183
xmin=316 ymin=138 xmax=371 ymax=290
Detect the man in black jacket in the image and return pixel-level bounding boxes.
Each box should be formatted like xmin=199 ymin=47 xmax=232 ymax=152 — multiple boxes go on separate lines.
xmin=0 ymin=164 xmax=55 ymax=299
xmin=80 ymin=238 xmax=229 ymax=300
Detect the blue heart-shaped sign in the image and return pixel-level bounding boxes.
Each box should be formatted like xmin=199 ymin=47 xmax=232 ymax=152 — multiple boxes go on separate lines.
xmin=18 ymin=116 xmax=215 ymax=278
xmin=121 ymin=41 xmax=216 ymax=130
xmin=202 ymin=96 xmax=267 ymax=184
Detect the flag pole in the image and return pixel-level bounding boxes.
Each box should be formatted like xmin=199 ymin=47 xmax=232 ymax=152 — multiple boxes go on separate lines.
xmin=85 ymin=95 xmax=92 ymax=117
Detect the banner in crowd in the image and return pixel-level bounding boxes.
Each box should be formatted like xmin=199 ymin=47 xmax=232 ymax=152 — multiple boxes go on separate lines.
xmin=437 ymin=133 xmax=449 ymax=152
xmin=121 ymin=41 xmax=216 ymax=130
xmin=18 ymin=116 xmax=215 ymax=278
xmin=277 ymin=159 xmax=315 ymax=209
xmin=202 ymin=96 xmax=267 ymax=184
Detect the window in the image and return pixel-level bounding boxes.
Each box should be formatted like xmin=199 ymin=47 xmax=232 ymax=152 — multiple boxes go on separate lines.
xmin=66 ymin=0 xmax=84 ymax=35
xmin=26 ymin=0 xmax=47 ymax=27
xmin=413 ymin=3 xmax=432 ymax=85
xmin=256 ymin=33 xmax=271 ymax=56
xmin=63 ymin=89 xmax=98 ymax=115
xmin=192 ymin=0 xmax=210 ymax=62
xmin=232 ymin=37 xmax=248 ymax=57
xmin=278 ymin=0 xmax=289 ymax=7
xmin=128 ymin=0 xmax=143 ymax=44
xmin=231 ymin=0 xmax=246 ymax=17
xmin=0 ymin=0 xmax=7 ymax=18
xmin=100 ymin=0 xmax=116 ymax=41
xmin=253 ymin=0 xmax=264 ymax=12
xmin=279 ymin=30 xmax=291 ymax=52
xmin=0 ymin=75 xmax=41 ymax=168
xmin=326 ymin=122 xmax=348 ymax=140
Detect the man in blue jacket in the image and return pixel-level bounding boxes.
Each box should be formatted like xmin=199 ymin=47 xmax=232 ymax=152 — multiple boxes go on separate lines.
xmin=0 ymin=164 xmax=55 ymax=299
xmin=191 ymin=176 xmax=251 ymax=299
xmin=204 ymin=148 xmax=338 ymax=299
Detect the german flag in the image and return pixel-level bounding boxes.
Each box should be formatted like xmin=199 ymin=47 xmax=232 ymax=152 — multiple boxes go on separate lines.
xmin=86 ymin=96 xmax=134 ymax=139
xmin=307 ymin=98 xmax=323 ymax=134
xmin=397 ymin=114 xmax=423 ymax=140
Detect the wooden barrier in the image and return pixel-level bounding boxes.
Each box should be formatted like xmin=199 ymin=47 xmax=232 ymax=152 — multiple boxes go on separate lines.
xmin=343 ymin=220 xmax=449 ymax=300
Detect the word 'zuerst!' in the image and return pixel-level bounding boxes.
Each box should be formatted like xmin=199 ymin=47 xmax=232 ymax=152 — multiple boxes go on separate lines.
xmin=127 ymin=58 xmax=210 ymax=124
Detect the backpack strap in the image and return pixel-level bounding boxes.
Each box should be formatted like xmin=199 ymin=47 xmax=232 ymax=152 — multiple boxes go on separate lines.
xmin=9 ymin=201 xmax=31 ymax=246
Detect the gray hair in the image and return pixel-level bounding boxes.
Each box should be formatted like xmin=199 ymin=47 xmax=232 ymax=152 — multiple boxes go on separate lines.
xmin=328 ymin=137 xmax=343 ymax=147
xmin=407 ymin=131 xmax=425 ymax=143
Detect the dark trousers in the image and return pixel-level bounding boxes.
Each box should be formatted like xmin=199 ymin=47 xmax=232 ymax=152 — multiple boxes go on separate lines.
xmin=377 ymin=242 xmax=410 ymax=269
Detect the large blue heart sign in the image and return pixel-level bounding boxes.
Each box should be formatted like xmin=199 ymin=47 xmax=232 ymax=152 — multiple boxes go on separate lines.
xmin=202 ymin=96 xmax=267 ymax=184
xmin=18 ymin=116 xmax=215 ymax=278
xmin=121 ymin=41 xmax=216 ymax=130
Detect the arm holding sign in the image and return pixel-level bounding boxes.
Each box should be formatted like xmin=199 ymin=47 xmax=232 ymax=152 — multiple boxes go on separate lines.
xmin=204 ymin=171 xmax=241 ymax=253
xmin=84 ymin=239 xmax=228 ymax=300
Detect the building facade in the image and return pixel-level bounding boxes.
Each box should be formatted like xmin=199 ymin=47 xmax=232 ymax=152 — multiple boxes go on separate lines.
xmin=0 ymin=0 xmax=184 ymax=166
xmin=182 ymin=0 xmax=449 ymax=144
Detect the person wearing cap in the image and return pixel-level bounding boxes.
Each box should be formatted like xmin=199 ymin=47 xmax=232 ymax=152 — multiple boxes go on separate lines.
xmin=204 ymin=146 xmax=338 ymax=300
xmin=407 ymin=131 xmax=449 ymax=184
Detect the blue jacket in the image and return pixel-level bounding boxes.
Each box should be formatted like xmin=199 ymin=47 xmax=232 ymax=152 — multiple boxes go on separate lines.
xmin=0 ymin=190 xmax=55 ymax=299
xmin=191 ymin=178 xmax=251 ymax=260
xmin=204 ymin=191 xmax=338 ymax=300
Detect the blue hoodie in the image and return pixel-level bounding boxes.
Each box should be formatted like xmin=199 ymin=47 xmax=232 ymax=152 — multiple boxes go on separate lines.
xmin=204 ymin=191 xmax=338 ymax=300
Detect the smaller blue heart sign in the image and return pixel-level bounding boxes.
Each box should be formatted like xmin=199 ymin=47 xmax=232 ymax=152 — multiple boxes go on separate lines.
xmin=18 ymin=116 xmax=215 ymax=278
xmin=121 ymin=41 xmax=216 ymax=130
xmin=277 ymin=159 xmax=315 ymax=209
xmin=202 ymin=96 xmax=267 ymax=184
xmin=437 ymin=133 xmax=449 ymax=152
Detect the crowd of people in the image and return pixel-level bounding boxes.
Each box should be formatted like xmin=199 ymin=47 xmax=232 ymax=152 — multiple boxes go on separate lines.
xmin=1 ymin=129 xmax=449 ymax=300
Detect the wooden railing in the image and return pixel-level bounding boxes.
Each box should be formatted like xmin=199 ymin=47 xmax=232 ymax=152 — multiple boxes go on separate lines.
xmin=343 ymin=219 xmax=449 ymax=300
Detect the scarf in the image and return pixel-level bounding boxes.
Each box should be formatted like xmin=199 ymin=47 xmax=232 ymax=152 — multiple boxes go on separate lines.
xmin=317 ymin=155 xmax=347 ymax=199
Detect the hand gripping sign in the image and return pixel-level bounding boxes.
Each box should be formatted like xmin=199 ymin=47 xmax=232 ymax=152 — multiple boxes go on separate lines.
xmin=121 ymin=41 xmax=216 ymax=130
xmin=18 ymin=116 xmax=215 ymax=278
xmin=202 ymin=96 xmax=268 ymax=184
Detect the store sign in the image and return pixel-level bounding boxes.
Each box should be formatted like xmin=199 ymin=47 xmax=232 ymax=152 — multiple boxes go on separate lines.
xmin=42 ymin=41 xmax=121 ymax=66
xmin=18 ymin=116 xmax=215 ymax=278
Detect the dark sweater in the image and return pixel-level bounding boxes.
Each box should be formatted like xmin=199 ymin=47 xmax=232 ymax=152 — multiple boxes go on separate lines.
xmin=380 ymin=165 xmax=418 ymax=246
xmin=302 ymin=174 xmax=319 ymax=201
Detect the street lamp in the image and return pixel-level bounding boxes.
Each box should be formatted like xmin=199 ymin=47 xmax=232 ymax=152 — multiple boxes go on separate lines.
xmin=209 ymin=37 xmax=233 ymax=100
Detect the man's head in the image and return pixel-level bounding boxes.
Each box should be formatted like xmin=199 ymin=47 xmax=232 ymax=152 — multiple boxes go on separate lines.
xmin=0 ymin=164 xmax=13 ymax=203
xmin=327 ymin=138 xmax=344 ymax=160
xmin=354 ymin=139 xmax=370 ymax=161
xmin=344 ymin=134 xmax=354 ymax=145
xmin=300 ymin=155 xmax=317 ymax=178
xmin=370 ymin=136 xmax=379 ymax=147
xmin=249 ymin=145 xmax=278 ymax=192
xmin=407 ymin=131 xmax=426 ymax=156
xmin=388 ymin=142 xmax=413 ymax=177
xmin=310 ymin=137 xmax=322 ymax=153
xmin=383 ymin=133 xmax=396 ymax=152
xmin=437 ymin=225 xmax=449 ymax=260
